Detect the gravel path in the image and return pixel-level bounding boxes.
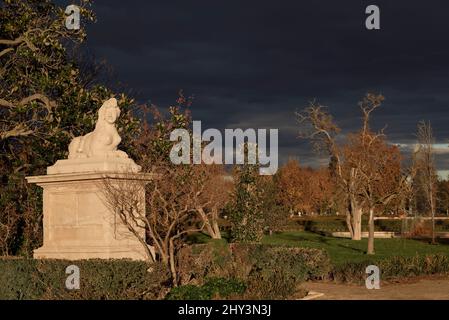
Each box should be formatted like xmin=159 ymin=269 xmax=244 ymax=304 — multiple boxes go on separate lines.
xmin=303 ymin=277 xmax=449 ymax=300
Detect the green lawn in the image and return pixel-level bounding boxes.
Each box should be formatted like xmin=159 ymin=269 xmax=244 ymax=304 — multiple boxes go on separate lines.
xmin=262 ymin=231 xmax=449 ymax=265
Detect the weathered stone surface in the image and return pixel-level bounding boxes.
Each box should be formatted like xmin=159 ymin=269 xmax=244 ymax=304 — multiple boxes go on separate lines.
xmin=47 ymin=157 xmax=141 ymax=174
xmin=27 ymin=172 xmax=151 ymax=260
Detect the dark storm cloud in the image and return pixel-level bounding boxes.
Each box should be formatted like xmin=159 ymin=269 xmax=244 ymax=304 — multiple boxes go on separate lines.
xmin=67 ymin=0 xmax=449 ymax=169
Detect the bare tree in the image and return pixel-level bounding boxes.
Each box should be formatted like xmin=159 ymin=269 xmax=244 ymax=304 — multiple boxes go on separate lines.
xmin=101 ymin=164 xmax=207 ymax=286
xmin=346 ymin=94 xmax=402 ymax=254
xmin=100 ymin=133 xmax=229 ymax=285
xmin=296 ymin=95 xmax=386 ymax=240
xmin=349 ymin=133 xmax=402 ymax=254
xmin=101 ymin=173 xmax=157 ymax=262
xmin=295 ymin=102 xmax=365 ymax=237
xmin=192 ymin=164 xmax=231 ymax=239
xmin=297 ymin=93 xmax=403 ymax=249
xmin=416 ymin=121 xmax=437 ymax=244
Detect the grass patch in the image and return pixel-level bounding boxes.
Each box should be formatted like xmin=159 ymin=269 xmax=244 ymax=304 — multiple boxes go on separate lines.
xmin=262 ymin=231 xmax=449 ymax=265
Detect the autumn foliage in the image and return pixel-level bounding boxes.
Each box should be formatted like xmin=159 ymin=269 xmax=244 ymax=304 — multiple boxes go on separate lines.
xmin=276 ymin=160 xmax=335 ymax=215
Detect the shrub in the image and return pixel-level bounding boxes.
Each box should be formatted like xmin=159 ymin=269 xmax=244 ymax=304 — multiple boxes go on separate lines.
xmin=165 ymin=284 xmax=209 ymax=300
xmin=330 ymin=253 xmax=449 ymax=284
xmin=408 ymin=219 xmax=432 ymax=237
xmin=166 ymin=277 xmax=246 ymax=300
xmin=233 ymin=244 xmax=330 ymax=299
xmin=177 ymin=239 xmax=234 ymax=285
xmin=0 ymin=243 xmax=330 ymax=300
xmin=374 ymin=219 xmax=401 ymax=232
xmin=243 ymin=268 xmax=296 ymax=300
xmin=0 ymin=258 xmax=169 ymax=300
xmin=177 ymin=242 xmax=330 ymax=300
xmin=230 ymin=244 xmax=331 ymax=281
xmin=290 ymin=216 xmax=412 ymax=233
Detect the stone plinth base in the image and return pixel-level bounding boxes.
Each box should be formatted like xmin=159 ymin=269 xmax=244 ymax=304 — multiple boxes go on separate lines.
xmin=47 ymin=157 xmax=141 ymax=174
xmin=26 ymin=172 xmax=153 ymax=261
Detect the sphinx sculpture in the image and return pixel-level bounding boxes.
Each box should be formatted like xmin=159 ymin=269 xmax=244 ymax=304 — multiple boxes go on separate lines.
xmin=26 ymin=97 xmax=149 ymax=260
xmin=68 ymin=98 xmax=128 ymax=159
xmin=47 ymin=98 xmax=140 ymax=174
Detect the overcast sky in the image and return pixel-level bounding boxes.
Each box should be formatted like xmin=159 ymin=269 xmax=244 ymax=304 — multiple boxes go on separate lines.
xmin=65 ymin=0 xmax=449 ymax=173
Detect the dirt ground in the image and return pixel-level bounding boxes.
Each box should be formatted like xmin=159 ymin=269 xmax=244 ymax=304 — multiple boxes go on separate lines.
xmin=302 ymin=276 xmax=449 ymax=300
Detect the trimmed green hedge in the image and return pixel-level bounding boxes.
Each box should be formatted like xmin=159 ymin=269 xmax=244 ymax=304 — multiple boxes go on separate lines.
xmin=0 ymin=243 xmax=330 ymax=300
xmin=289 ymin=216 xmax=449 ymax=233
xmin=177 ymin=242 xmax=330 ymax=299
xmin=3 ymin=247 xmax=449 ymax=300
xmin=166 ymin=277 xmax=246 ymax=300
xmin=286 ymin=215 xmax=449 ymax=233
xmin=0 ymin=258 xmax=169 ymax=300
xmin=330 ymin=253 xmax=449 ymax=284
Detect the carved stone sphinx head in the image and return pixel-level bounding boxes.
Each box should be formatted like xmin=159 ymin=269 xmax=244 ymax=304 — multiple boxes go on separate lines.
xmin=98 ymin=98 xmax=121 ymax=125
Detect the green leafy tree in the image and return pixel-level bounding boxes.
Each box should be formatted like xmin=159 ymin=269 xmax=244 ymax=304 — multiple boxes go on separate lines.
xmin=0 ymin=0 xmax=140 ymax=255
xmin=228 ymin=160 xmax=265 ymax=243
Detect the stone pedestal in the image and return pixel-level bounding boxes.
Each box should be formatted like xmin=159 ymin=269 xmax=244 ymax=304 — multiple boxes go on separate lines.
xmin=26 ymin=172 xmax=151 ymax=260
xmin=26 ymin=98 xmax=154 ymax=260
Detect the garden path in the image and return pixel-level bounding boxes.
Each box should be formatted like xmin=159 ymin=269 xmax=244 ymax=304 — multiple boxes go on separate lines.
xmin=303 ymin=277 xmax=449 ymax=299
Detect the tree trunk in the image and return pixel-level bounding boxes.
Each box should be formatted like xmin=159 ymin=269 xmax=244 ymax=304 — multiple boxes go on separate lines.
xmin=352 ymin=207 xmax=362 ymax=240
xmin=345 ymin=210 xmax=354 ymax=239
xmin=212 ymin=220 xmax=222 ymax=239
xmin=408 ymin=195 xmax=413 ymax=217
xmin=197 ymin=207 xmax=221 ymax=239
xmin=367 ymin=207 xmax=375 ymax=254
xmin=204 ymin=222 xmax=218 ymax=239
xmin=430 ymin=192 xmax=436 ymax=244
xmin=160 ymin=242 xmax=169 ymax=265
xmin=211 ymin=208 xmax=222 ymax=239
xmin=349 ymin=168 xmax=362 ymax=240
xmin=169 ymin=238 xmax=177 ymax=286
